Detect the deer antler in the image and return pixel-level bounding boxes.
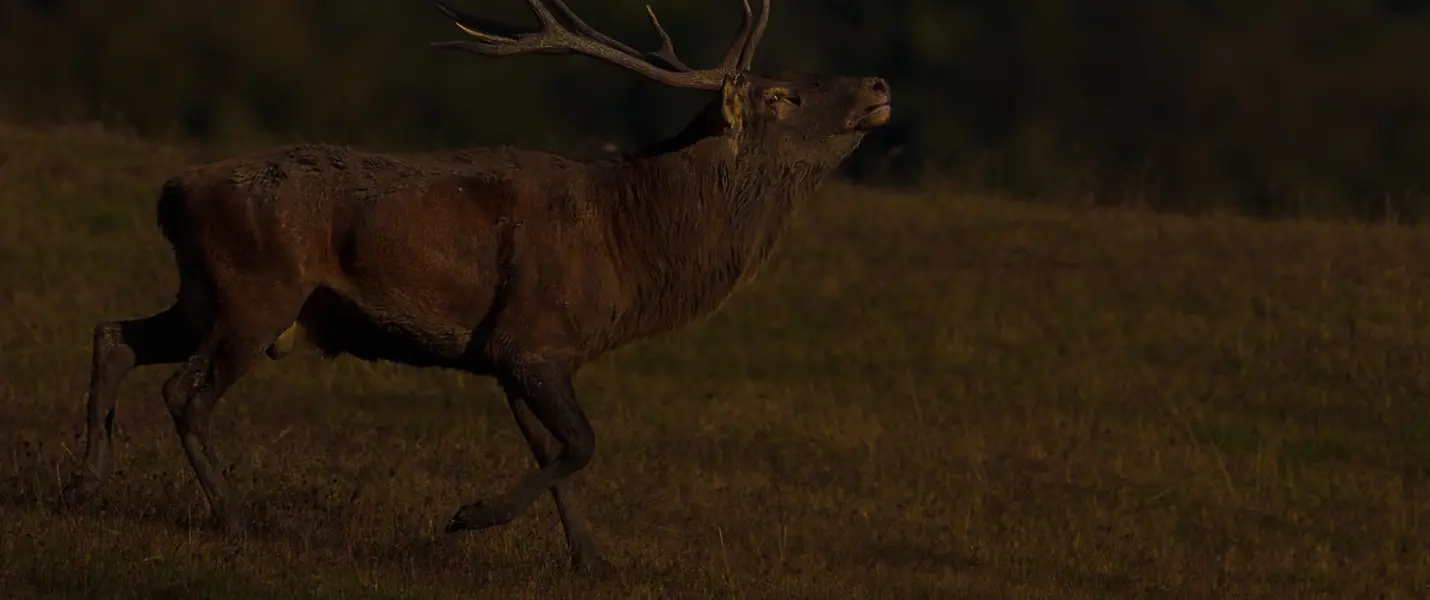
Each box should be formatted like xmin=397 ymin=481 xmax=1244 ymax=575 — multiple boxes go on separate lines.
xmin=430 ymin=0 xmax=771 ymax=90
xmin=721 ymin=0 xmax=770 ymax=71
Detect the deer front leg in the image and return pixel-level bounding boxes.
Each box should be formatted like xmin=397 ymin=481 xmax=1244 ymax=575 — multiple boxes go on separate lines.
xmin=445 ymin=362 xmax=598 ymax=558
xmin=504 ymin=391 xmax=606 ymax=569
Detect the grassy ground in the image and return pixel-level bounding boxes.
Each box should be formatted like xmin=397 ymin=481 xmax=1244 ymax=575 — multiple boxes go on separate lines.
xmin=1 ymin=122 xmax=1428 ymax=599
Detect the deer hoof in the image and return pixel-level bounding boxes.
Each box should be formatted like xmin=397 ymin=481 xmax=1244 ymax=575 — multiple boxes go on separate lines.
xmin=445 ymin=499 xmax=513 ymax=532
xmin=58 ymin=475 xmax=101 ymax=509
xmin=208 ymin=510 xmax=247 ymax=537
xmin=572 ymin=552 xmax=614 ymax=574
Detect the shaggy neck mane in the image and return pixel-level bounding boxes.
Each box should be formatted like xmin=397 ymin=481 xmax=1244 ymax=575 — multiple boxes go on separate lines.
xmin=593 ymin=105 xmax=853 ymax=343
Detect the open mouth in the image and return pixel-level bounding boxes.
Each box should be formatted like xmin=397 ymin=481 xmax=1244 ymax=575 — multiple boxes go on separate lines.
xmin=857 ymin=102 xmax=892 ymax=128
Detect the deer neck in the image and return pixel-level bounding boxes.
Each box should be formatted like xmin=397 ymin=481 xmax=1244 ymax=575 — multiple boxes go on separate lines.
xmin=598 ymin=128 xmax=837 ymax=341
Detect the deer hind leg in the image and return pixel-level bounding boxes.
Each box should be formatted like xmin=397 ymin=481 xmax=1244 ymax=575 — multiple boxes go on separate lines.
xmin=446 ymin=363 xmax=598 ymax=556
xmin=61 ymin=306 xmax=201 ymax=507
xmin=161 ymin=281 xmax=311 ymax=534
xmin=506 ymin=391 xmax=607 ymax=570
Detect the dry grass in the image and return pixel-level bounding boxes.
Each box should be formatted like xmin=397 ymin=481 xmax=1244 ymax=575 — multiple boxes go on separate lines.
xmin=1 ymin=122 xmax=1428 ymax=599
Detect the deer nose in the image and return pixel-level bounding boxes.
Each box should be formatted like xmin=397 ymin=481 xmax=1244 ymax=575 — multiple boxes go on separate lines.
xmin=867 ymin=77 xmax=889 ymax=97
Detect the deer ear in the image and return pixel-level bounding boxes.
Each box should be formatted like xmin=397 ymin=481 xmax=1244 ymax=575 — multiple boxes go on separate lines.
xmin=720 ymin=72 xmax=751 ymax=132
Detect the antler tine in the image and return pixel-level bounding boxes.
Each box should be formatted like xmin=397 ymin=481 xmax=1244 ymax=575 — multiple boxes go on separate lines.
xmin=521 ymin=0 xmax=562 ymax=30
xmin=543 ymin=0 xmax=692 ymax=72
xmin=545 ymin=0 xmax=643 ymax=59
xmin=642 ymin=6 xmax=692 ymax=72
xmin=736 ymin=0 xmax=770 ymax=70
xmin=718 ymin=0 xmax=754 ymax=70
xmin=542 ymin=0 xmax=662 ymax=68
xmin=430 ymin=0 xmax=723 ymax=89
xmin=432 ymin=0 xmax=528 ymax=42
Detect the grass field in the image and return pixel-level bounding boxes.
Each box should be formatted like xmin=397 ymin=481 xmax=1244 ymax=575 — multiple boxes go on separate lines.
xmin=1 ymin=122 xmax=1428 ymax=599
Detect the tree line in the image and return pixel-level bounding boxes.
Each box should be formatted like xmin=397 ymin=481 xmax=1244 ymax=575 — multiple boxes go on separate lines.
xmin=4 ymin=0 xmax=1429 ymax=220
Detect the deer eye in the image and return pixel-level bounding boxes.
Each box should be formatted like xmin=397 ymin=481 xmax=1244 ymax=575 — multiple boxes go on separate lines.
xmin=764 ymin=90 xmax=801 ymax=107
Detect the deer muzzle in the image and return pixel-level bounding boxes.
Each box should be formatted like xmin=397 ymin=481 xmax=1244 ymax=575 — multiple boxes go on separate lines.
xmin=853 ymin=77 xmax=892 ymax=130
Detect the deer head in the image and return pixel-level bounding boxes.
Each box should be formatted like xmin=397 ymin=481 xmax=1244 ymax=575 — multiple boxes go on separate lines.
xmin=430 ymin=0 xmax=892 ymax=163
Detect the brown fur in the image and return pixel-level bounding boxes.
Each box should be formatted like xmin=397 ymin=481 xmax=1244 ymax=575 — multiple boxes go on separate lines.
xmin=61 ymin=0 xmax=892 ymax=571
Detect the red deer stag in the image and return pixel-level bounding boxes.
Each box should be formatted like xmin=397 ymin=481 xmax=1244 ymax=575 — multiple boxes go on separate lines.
xmin=61 ymin=0 xmax=891 ymax=569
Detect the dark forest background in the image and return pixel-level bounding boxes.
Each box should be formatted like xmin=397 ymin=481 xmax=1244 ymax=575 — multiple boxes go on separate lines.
xmin=3 ymin=0 xmax=1429 ymax=221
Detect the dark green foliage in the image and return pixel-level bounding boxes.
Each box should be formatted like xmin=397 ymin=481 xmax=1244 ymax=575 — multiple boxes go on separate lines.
xmin=2 ymin=0 xmax=1428 ymax=218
